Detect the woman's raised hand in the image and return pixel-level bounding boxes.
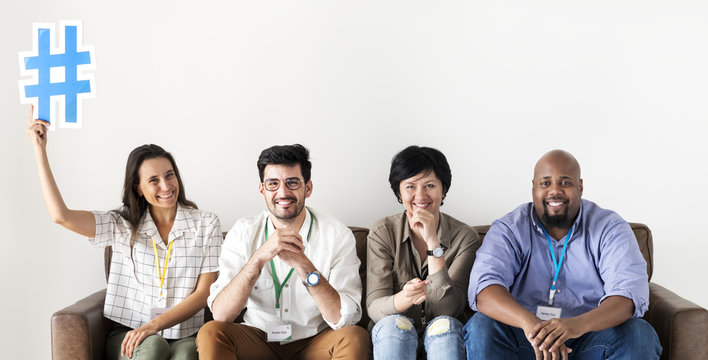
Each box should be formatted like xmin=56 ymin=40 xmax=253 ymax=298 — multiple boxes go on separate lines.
xmin=26 ymin=105 xmax=50 ymax=149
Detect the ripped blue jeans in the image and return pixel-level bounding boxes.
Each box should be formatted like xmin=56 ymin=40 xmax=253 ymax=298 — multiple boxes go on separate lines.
xmin=372 ymin=315 xmax=465 ymax=360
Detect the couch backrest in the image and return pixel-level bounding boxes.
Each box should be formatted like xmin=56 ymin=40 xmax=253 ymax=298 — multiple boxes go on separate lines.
xmin=349 ymin=226 xmax=371 ymax=327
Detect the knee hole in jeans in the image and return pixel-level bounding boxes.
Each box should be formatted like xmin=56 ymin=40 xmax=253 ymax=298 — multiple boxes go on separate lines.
xmin=395 ymin=316 xmax=414 ymax=331
xmin=427 ymin=318 xmax=451 ymax=336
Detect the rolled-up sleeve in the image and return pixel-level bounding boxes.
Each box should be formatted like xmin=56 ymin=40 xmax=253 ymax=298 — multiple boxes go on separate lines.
xmin=468 ymin=221 xmax=522 ymax=311
xmin=597 ymin=220 xmax=650 ymax=318
xmin=207 ymin=226 xmax=248 ymax=310
xmin=200 ymin=214 xmax=223 ymax=274
xmin=325 ymin=229 xmax=362 ymax=329
xmin=426 ymin=228 xmax=479 ymax=318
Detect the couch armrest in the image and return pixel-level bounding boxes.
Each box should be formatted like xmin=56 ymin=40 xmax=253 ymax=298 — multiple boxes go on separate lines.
xmin=51 ymin=289 xmax=108 ymax=360
xmin=644 ymin=282 xmax=708 ymax=360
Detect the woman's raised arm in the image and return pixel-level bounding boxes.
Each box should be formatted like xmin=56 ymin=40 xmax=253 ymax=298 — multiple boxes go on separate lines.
xmin=27 ymin=105 xmax=96 ymax=238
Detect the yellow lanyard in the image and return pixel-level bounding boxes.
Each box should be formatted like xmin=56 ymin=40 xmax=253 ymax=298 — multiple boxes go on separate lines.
xmin=151 ymin=238 xmax=174 ymax=296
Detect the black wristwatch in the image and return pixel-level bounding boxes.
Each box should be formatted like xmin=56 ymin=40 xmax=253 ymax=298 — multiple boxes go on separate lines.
xmin=426 ymin=245 xmax=447 ymax=258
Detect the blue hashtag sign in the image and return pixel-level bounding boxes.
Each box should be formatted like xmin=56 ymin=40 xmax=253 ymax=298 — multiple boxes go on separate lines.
xmin=18 ymin=21 xmax=96 ymax=130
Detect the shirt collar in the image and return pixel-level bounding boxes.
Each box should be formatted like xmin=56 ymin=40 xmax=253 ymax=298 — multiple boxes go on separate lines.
xmin=138 ymin=204 xmax=196 ymax=245
xmin=530 ymin=201 xmax=585 ymax=239
xmin=266 ymin=207 xmax=313 ymax=244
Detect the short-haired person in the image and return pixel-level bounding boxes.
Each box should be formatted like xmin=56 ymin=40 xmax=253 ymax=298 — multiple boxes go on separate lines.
xmin=367 ymin=146 xmax=480 ymax=359
xmin=27 ymin=108 xmax=223 ymax=360
xmin=196 ymin=144 xmax=369 ymax=359
xmin=463 ymin=150 xmax=661 ymax=359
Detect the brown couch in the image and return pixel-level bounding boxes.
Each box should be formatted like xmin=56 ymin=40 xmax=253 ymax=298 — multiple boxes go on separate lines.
xmin=51 ymin=223 xmax=707 ymax=360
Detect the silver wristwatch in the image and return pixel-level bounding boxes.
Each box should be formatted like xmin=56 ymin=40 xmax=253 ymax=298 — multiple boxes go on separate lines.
xmin=426 ymin=245 xmax=447 ymax=258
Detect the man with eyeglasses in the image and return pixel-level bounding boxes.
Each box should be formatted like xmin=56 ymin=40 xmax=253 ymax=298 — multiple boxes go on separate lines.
xmin=197 ymin=144 xmax=369 ymax=359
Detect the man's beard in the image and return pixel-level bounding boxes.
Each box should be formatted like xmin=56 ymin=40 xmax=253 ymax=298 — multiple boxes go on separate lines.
xmin=270 ymin=196 xmax=304 ymax=222
xmin=542 ymin=204 xmax=573 ymax=229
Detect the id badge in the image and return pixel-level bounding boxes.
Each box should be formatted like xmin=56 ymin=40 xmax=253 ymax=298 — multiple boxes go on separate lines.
xmin=155 ymin=293 xmax=167 ymax=308
xmin=266 ymin=322 xmax=292 ymax=342
xmin=536 ymin=305 xmax=562 ymax=321
xmin=151 ymin=293 xmax=168 ymax=319
xmin=150 ymin=306 xmax=170 ymax=320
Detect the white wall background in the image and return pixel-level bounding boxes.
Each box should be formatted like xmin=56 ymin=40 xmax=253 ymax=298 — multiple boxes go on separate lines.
xmin=2 ymin=1 xmax=707 ymax=358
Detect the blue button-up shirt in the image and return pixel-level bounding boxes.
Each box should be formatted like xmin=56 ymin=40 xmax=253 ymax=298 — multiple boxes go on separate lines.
xmin=468 ymin=199 xmax=649 ymax=318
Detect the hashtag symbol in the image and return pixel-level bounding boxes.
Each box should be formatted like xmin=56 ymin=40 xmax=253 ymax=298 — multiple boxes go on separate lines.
xmin=18 ymin=20 xmax=96 ymax=130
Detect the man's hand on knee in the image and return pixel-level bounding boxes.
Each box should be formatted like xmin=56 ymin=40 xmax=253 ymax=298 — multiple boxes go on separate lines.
xmin=527 ymin=318 xmax=580 ymax=360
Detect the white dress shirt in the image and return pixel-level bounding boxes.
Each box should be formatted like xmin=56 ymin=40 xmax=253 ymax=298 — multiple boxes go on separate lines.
xmin=208 ymin=207 xmax=362 ymax=341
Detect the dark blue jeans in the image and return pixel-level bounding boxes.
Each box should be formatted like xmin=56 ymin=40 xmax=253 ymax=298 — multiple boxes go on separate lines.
xmin=462 ymin=312 xmax=661 ymax=359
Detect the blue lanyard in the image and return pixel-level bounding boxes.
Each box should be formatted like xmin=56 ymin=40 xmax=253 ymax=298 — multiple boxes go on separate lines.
xmin=540 ymin=223 xmax=574 ymax=306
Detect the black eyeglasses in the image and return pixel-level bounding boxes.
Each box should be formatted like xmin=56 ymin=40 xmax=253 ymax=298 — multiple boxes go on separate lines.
xmin=263 ymin=177 xmax=303 ymax=191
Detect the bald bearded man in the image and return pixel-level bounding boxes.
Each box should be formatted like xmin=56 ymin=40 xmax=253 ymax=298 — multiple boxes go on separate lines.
xmin=462 ymin=150 xmax=661 ymax=360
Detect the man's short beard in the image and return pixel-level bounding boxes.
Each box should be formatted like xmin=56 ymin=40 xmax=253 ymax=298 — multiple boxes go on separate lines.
xmin=274 ymin=208 xmax=303 ymax=222
xmin=271 ymin=198 xmax=305 ymax=222
xmin=542 ymin=207 xmax=573 ymax=229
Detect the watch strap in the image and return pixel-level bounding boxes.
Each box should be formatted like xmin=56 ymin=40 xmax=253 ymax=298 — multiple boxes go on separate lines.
xmin=426 ymin=245 xmax=447 ymax=256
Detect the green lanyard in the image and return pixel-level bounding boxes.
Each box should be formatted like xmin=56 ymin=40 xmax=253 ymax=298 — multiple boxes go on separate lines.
xmin=266 ymin=212 xmax=314 ymax=310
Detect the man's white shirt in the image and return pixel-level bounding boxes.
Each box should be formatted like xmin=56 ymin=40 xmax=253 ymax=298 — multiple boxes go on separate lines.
xmin=208 ymin=207 xmax=362 ymax=341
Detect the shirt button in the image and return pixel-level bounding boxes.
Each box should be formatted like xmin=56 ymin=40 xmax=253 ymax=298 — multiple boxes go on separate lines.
xmin=285 ymin=309 xmax=289 ymax=312
xmin=285 ymin=284 xmax=289 ymax=288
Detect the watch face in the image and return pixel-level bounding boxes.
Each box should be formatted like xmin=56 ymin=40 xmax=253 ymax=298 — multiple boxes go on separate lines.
xmin=433 ymin=247 xmax=444 ymax=257
xmin=307 ymin=272 xmax=319 ymax=285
